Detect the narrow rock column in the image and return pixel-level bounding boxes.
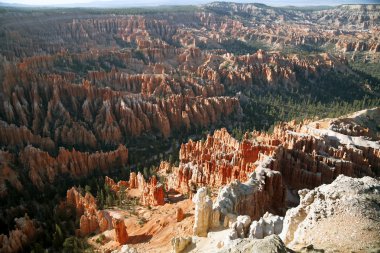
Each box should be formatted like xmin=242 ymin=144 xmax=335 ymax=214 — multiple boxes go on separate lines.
xmin=176 ymin=207 xmax=185 ymax=222
xmin=193 ymin=187 xmax=212 ymax=237
xmin=112 ymin=218 xmax=128 ymax=245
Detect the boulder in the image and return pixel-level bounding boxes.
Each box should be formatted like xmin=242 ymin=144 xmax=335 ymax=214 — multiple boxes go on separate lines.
xmin=219 ymin=235 xmax=291 ymax=253
xmin=176 ymin=207 xmax=185 ymax=222
xmin=171 ymin=236 xmax=192 ymax=253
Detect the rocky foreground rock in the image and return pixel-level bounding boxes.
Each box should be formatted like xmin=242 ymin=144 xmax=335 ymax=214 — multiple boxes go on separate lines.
xmin=280 ymin=175 xmax=380 ymax=252
xmin=219 ymin=234 xmax=292 ymax=253
xmin=182 ymin=174 xmax=380 ymax=253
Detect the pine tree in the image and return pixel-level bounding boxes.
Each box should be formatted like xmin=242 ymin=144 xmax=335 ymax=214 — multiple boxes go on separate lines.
xmin=53 ymin=224 xmax=64 ymax=249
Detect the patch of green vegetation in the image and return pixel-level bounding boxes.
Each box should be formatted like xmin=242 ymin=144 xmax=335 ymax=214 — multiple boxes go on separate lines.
xmin=0 ymin=7 xmax=9 ymax=13
xmin=62 ymin=236 xmax=93 ymax=253
xmin=86 ymin=5 xmax=199 ymax=15
xmin=138 ymin=217 xmax=147 ymax=226
xmin=349 ymin=58 xmax=380 ymax=81
xmin=114 ymin=36 xmax=133 ymax=48
xmin=132 ymin=49 xmax=148 ymax=64
xmin=98 ymin=54 xmax=126 ymax=71
xmin=233 ymin=68 xmax=380 ymax=133
xmin=220 ymin=39 xmax=260 ymax=55
xmin=240 ymin=91 xmax=380 ymax=133
xmin=95 ymin=234 xmax=106 ymax=245
xmin=279 ymin=43 xmax=328 ymax=55
xmin=53 ymin=53 xmax=128 ymax=80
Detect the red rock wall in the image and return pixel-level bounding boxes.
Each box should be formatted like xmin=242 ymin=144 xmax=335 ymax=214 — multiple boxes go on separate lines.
xmin=213 ymin=166 xmax=286 ymax=223
xmin=161 ymin=128 xmax=277 ymax=196
xmin=107 ymin=173 xmax=165 ymax=206
xmin=140 ymin=175 xmax=165 ymax=206
xmin=18 ymin=144 xmax=128 ymax=189
xmin=160 ymin=120 xmax=379 ymax=197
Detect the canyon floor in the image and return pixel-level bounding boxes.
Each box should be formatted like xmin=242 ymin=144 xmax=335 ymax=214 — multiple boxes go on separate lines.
xmin=90 ymin=198 xmax=195 ymax=253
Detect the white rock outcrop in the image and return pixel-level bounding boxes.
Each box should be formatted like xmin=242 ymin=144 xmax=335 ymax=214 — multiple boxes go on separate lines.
xmin=219 ymin=234 xmax=291 ymax=253
xmin=212 ymin=166 xmax=285 ymax=228
xmin=193 ymin=187 xmax=213 ymax=237
xmin=280 ymin=175 xmax=380 ymax=251
xmin=249 ymin=212 xmax=284 ymax=239
xmin=231 ymin=215 xmax=251 ymax=238
xmin=111 ymin=245 xmax=137 ymax=253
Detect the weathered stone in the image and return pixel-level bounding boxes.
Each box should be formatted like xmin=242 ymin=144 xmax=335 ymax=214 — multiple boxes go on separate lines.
xmin=176 ymin=207 xmax=185 ymax=222
xmin=171 ymin=236 xmax=192 ymax=253
xmin=280 ymin=175 xmax=380 ymax=251
xmin=248 ymin=212 xmax=284 ymax=239
xmin=112 ymin=218 xmax=129 ymax=245
xmin=193 ymin=187 xmax=212 ymax=237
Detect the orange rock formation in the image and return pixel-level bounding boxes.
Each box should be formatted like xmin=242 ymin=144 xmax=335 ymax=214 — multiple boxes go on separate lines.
xmin=176 ymin=207 xmax=185 ymax=222
xmin=160 ymin=114 xmax=379 ymax=203
xmin=18 ymin=145 xmax=128 ymax=189
xmin=112 ymin=218 xmax=129 ymax=245
xmin=0 ymin=214 xmax=37 ymax=253
xmin=65 ymin=187 xmax=109 ymax=237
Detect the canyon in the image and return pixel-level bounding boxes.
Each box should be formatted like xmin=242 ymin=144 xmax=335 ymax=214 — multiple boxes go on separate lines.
xmin=50 ymin=107 xmax=379 ymax=253
xmin=0 ymin=2 xmax=379 ymax=253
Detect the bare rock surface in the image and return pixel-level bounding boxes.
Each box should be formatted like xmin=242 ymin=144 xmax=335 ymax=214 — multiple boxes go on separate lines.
xmin=280 ymin=175 xmax=380 ymax=252
xmin=213 ymin=164 xmax=285 ymax=226
xmin=193 ymin=187 xmax=213 ymax=237
xmin=219 ymin=234 xmax=291 ymax=253
xmin=112 ymin=218 xmax=129 ymax=245
xmin=171 ymin=236 xmax=192 ymax=253
xmin=248 ymin=212 xmax=284 ymax=239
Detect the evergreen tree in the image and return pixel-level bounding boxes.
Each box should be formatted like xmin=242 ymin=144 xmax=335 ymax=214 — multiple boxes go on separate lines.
xmin=52 ymin=224 xmax=64 ymax=249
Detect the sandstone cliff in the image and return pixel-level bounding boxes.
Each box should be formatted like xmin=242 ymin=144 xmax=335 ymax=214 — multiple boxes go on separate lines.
xmin=160 ymin=128 xmax=277 ymax=197
xmin=107 ymin=173 xmax=165 ymax=207
xmin=19 ymin=144 xmax=128 ymax=189
xmin=212 ymin=163 xmax=286 ymax=226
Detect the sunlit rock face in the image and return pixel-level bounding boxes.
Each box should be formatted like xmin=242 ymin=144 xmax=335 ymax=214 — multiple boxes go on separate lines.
xmin=280 ymin=175 xmax=380 ymax=251
xmin=112 ymin=218 xmax=129 ymax=245
xmin=161 ymin=108 xmax=380 ymax=204
xmin=65 ymin=187 xmax=109 ymax=237
xmin=193 ymin=187 xmax=213 ymax=237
